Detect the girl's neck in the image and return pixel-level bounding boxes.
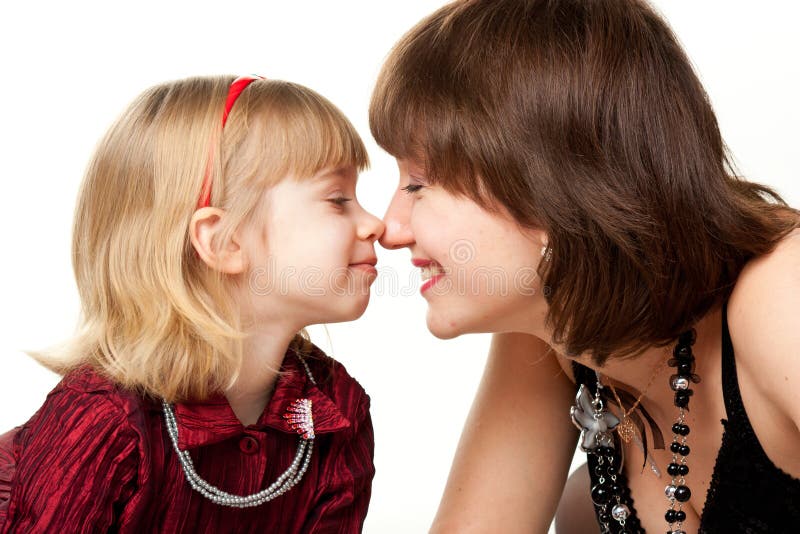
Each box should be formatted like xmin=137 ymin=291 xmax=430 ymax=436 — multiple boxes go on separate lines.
xmin=225 ymin=326 xmax=299 ymax=426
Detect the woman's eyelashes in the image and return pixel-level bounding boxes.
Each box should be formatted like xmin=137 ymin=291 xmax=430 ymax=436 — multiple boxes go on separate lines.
xmin=401 ymin=184 xmax=423 ymax=194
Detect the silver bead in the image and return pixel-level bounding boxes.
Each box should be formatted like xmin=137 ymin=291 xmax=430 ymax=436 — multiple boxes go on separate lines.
xmin=671 ymin=376 xmax=689 ymax=391
xmin=159 ymin=355 xmax=316 ymax=508
xmin=611 ymin=503 xmax=630 ymax=521
xmin=665 ymin=484 xmax=677 ymax=498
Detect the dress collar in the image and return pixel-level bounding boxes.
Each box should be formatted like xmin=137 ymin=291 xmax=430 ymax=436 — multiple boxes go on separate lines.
xmin=173 ymin=349 xmax=351 ymax=450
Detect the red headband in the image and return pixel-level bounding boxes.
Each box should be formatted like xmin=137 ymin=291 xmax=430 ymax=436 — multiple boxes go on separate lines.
xmin=196 ymin=75 xmax=263 ymax=209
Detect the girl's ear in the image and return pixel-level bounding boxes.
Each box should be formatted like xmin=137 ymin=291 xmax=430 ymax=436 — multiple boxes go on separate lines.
xmin=189 ymin=207 xmax=245 ymax=274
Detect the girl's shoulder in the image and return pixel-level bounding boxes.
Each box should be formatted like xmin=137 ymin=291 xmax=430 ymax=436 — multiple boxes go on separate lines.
xmin=57 ymin=366 xmax=151 ymax=413
xmin=3 ymin=368 xmax=144 ymax=531
xmin=18 ymin=366 xmax=150 ymax=447
xmin=58 ymin=365 xmax=127 ymax=394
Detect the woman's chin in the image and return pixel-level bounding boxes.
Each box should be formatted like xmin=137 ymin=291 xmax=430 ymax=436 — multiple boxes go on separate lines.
xmin=426 ymin=311 xmax=467 ymax=340
xmin=425 ymin=300 xmax=528 ymax=338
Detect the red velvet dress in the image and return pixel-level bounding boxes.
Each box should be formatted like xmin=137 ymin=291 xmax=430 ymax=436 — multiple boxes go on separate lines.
xmin=0 ymin=345 xmax=374 ymax=533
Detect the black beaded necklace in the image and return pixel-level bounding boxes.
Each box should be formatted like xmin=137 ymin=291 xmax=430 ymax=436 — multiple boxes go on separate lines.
xmin=570 ymin=328 xmax=699 ymax=534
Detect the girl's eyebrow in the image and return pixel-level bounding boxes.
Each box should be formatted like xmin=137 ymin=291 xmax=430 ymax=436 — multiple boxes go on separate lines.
xmin=315 ymin=167 xmax=357 ymax=183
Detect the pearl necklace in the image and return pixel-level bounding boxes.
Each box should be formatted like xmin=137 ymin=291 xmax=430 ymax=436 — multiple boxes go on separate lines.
xmin=162 ymin=354 xmax=317 ymax=508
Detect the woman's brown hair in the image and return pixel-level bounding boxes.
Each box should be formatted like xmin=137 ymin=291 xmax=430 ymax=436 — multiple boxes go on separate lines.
xmin=370 ymin=0 xmax=800 ymax=364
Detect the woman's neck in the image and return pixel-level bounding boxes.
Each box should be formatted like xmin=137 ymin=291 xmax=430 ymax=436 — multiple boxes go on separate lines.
xmin=547 ymin=305 xmax=723 ymax=424
xmin=527 ymin=309 xmax=722 ymax=430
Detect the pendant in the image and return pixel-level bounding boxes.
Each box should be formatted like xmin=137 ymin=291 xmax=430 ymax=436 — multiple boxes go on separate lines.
xmin=570 ymin=384 xmax=620 ymax=452
xmin=617 ymin=415 xmax=636 ymax=443
xmin=631 ymin=433 xmax=662 ymax=478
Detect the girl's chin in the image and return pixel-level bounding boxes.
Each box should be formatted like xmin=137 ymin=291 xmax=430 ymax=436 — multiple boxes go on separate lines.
xmin=336 ymin=294 xmax=372 ymax=322
xmin=300 ymin=294 xmax=371 ymax=326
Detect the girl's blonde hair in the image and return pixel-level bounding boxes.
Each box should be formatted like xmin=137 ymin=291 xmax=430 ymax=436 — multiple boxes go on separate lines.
xmin=30 ymin=76 xmax=368 ymax=401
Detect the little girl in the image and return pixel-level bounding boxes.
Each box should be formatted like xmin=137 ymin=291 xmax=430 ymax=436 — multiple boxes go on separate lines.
xmin=0 ymin=75 xmax=383 ymax=533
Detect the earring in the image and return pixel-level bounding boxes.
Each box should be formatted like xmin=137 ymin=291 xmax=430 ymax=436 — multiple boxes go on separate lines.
xmin=541 ymin=244 xmax=552 ymax=262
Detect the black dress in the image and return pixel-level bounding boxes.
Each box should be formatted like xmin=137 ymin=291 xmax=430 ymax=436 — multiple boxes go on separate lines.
xmin=572 ymin=299 xmax=800 ymax=533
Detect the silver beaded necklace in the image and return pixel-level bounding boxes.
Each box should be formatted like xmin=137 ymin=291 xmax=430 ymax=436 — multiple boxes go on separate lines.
xmin=162 ymin=354 xmax=317 ymax=508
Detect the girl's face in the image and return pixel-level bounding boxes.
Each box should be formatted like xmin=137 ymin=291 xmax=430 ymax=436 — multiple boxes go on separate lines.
xmin=241 ymin=165 xmax=384 ymax=329
xmin=381 ymin=158 xmax=548 ymax=338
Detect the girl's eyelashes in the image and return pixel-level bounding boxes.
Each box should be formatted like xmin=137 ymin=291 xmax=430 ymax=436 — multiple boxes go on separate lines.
xmin=328 ymin=196 xmax=353 ymax=207
xmin=401 ymin=184 xmax=423 ymax=194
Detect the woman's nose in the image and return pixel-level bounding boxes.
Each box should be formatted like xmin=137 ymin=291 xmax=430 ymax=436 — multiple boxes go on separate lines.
xmin=379 ymin=192 xmax=415 ymax=250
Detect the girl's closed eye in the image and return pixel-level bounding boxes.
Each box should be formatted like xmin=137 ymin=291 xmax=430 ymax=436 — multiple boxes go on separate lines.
xmin=328 ymin=195 xmax=353 ymax=207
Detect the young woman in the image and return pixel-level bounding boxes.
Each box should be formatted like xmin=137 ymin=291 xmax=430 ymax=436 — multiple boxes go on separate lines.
xmin=370 ymin=0 xmax=800 ymax=532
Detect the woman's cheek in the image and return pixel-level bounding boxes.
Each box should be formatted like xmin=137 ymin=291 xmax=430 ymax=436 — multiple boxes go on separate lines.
xmin=409 ymin=200 xmax=437 ymax=239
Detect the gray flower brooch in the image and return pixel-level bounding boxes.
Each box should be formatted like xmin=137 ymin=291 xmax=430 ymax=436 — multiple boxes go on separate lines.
xmin=570 ymin=383 xmax=620 ymax=452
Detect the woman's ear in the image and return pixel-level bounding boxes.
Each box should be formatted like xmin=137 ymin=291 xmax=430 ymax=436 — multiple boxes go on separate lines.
xmin=189 ymin=207 xmax=245 ymax=274
xmin=522 ymin=228 xmax=550 ymax=260
xmin=522 ymin=227 xmax=548 ymax=248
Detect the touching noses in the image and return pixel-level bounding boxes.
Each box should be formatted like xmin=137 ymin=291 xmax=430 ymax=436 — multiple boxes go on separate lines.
xmin=379 ymin=190 xmax=415 ymax=250
xmin=357 ymin=207 xmax=386 ymax=243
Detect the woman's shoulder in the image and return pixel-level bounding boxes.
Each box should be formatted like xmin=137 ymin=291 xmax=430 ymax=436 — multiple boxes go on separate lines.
xmin=733 ymin=227 xmax=800 ymax=291
xmin=728 ymin=227 xmax=800 ymax=357
xmin=727 ymin=227 xmax=800 ymax=426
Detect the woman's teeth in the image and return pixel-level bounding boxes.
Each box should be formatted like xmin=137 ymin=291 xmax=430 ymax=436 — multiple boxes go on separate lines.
xmin=421 ymin=264 xmax=446 ymax=281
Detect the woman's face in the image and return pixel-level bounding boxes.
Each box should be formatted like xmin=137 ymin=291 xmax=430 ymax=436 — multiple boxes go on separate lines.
xmin=381 ymin=158 xmax=549 ymax=338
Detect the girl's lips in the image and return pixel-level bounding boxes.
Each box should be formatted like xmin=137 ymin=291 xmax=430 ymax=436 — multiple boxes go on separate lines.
xmin=350 ymin=263 xmax=378 ymax=276
xmin=420 ymin=273 xmax=446 ymax=294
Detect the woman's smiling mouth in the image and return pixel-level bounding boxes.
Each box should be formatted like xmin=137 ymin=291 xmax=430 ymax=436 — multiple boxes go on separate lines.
xmin=413 ymin=258 xmax=446 ymax=293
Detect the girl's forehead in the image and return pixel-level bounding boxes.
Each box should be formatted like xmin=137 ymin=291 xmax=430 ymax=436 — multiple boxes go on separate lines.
xmin=308 ymin=165 xmax=358 ymax=184
xmin=275 ymin=166 xmax=358 ymax=194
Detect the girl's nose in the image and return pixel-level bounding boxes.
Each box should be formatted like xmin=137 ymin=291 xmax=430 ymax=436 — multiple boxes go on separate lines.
xmin=379 ymin=192 xmax=415 ymax=250
xmin=358 ymin=209 xmax=386 ymax=243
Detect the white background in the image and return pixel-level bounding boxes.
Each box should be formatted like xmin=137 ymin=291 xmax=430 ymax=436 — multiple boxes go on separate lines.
xmin=0 ymin=2 xmax=798 ymax=533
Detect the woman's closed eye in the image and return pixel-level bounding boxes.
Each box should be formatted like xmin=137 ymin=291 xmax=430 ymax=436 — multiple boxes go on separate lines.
xmin=401 ymin=184 xmax=423 ymax=194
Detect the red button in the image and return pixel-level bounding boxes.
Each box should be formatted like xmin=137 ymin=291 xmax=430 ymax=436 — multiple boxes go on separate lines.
xmin=239 ymin=436 xmax=259 ymax=455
